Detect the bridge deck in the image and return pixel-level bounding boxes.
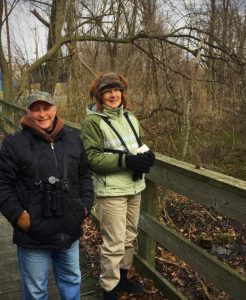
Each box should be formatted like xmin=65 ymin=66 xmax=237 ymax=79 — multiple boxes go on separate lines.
xmin=0 ymin=214 xmax=102 ymax=299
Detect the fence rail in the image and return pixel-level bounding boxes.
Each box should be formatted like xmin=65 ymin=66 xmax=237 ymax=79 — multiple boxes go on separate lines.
xmin=0 ymin=98 xmax=245 ymax=300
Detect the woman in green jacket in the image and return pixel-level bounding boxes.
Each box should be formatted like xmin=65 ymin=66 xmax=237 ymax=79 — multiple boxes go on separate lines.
xmin=81 ymin=73 xmax=155 ymax=300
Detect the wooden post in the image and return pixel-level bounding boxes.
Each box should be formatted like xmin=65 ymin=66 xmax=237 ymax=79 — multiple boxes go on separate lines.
xmin=137 ymin=179 xmax=158 ymax=267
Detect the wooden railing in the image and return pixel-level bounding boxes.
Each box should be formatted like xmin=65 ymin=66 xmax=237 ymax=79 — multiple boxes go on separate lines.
xmin=0 ymin=99 xmax=245 ymax=300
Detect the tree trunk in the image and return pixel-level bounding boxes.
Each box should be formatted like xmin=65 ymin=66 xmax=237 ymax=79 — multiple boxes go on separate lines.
xmin=181 ymin=40 xmax=204 ymax=160
xmin=0 ymin=0 xmax=13 ymax=100
xmin=206 ymin=0 xmax=216 ymax=113
xmin=42 ymin=0 xmax=68 ymax=95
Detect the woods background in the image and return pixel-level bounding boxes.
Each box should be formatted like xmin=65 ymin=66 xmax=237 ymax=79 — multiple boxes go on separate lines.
xmin=0 ymin=0 xmax=245 ymax=179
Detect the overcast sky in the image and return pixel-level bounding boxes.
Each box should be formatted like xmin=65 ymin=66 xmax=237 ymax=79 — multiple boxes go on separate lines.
xmin=3 ymin=1 xmax=47 ymax=63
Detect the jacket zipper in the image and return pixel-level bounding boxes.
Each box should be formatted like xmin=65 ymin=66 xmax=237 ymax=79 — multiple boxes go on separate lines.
xmin=61 ymin=232 xmax=65 ymax=249
xmin=50 ymin=142 xmax=58 ymax=168
xmin=50 ymin=141 xmax=65 ymax=248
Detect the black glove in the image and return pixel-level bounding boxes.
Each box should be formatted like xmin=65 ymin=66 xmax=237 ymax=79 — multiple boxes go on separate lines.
xmin=132 ymin=171 xmax=143 ymax=181
xmin=125 ymin=153 xmax=153 ymax=173
xmin=126 ymin=151 xmax=155 ymax=181
xmin=145 ymin=150 xmax=155 ymax=166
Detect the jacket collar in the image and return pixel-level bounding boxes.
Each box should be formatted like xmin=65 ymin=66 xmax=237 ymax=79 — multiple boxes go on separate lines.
xmin=20 ymin=115 xmax=64 ymax=143
xmin=100 ymin=105 xmax=125 ymax=120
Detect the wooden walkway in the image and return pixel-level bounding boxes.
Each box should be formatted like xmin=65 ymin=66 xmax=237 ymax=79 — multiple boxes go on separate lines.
xmin=0 ymin=214 xmax=102 ymax=299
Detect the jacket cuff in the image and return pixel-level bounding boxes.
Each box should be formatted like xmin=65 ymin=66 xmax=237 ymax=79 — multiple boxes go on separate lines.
xmin=118 ymin=153 xmax=126 ymax=168
xmin=12 ymin=207 xmax=26 ymax=225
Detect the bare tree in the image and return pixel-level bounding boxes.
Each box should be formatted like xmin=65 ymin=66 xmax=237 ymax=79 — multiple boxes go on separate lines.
xmin=0 ymin=0 xmax=19 ymax=100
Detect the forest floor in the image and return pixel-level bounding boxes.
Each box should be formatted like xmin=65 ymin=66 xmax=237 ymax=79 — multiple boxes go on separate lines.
xmin=81 ymin=193 xmax=245 ymax=300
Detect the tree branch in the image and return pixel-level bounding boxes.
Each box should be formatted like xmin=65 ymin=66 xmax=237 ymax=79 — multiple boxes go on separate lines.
xmin=31 ymin=9 xmax=49 ymax=28
xmin=17 ymin=27 xmax=246 ymax=94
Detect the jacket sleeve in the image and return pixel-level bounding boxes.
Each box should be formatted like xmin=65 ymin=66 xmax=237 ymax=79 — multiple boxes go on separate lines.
xmin=81 ymin=116 xmax=122 ymax=174
xmin=0 ymin=137 xmax=25 ymax=224
xmin=78 ymin=138 xmax=94 ymax=213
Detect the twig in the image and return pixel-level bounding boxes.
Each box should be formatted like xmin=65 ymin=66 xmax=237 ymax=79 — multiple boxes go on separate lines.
xmin=156 ymin=256 xmax=187 ymax=272
xmin=202 ymin=208 xmax=220 ymax=223
xmin=81 ymin=290 xmax=97 ymax=296
xmin=81 ymin=271 xmax=90 ymax=281
xmin=195 ymin=273 xmax=212 ymax=300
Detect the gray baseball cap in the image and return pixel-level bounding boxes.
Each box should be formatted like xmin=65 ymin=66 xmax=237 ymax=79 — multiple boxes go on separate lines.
xmin=27 ymin=91 xmax=55 ymax=109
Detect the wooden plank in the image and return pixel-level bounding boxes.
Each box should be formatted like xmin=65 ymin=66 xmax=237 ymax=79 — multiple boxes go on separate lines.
xmin=147 ymin=153 xmax=246 ymax=224
xmin=139 ymin=211 xmax=246 ymax=300
xmin=0 ymin=114 xmax=20 ymax=132
xmin=133 ymin=253 xmax=187 ymax=300
xmin=0 ymin=277 xmax=21 ymax=293
xmin=0 ymin=99 xmax=26 ymax=114
xmin=138 ymin=180 xmax=158 ymax=266
xmin=0 ymin=248 xmax=16 ymax=257
xmin=0 ymin=255 xmax=17 ymax=266
xmin=0 ymin=291 xmax=21 ymax=300
xmin=0 ymin=268 xmax=20 ymax=285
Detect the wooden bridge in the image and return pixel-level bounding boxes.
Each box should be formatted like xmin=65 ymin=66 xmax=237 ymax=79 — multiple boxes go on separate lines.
xmin=0 ymin=213 xmax=101 ymax=299
xmin=0 ymin=98 xmax=246 ymax=300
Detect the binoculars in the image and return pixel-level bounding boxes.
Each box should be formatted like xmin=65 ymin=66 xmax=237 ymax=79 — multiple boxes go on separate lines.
xmin=42 ymin=176 xmax=63 ymax=217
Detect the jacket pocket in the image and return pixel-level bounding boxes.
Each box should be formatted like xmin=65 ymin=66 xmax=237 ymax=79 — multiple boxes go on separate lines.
xmin=27 ymin=191 xmax=60 ymax=242
xmin=63 ymin=197 xmax=86 ymax=236
xmin=104 ymin=171 xmax=132 ymax=188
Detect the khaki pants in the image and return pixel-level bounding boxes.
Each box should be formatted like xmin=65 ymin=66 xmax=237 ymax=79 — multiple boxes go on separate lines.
xmin=98 ymin=193 xmax=141 ymax=291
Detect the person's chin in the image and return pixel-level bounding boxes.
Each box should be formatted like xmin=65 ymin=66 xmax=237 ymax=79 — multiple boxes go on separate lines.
xmin=111 ymin=102 xmax=121 ymax=109
xmin=38 ymin=123 xmax=51 ymax=130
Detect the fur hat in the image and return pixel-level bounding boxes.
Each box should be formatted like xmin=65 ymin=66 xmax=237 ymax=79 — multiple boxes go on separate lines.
xmin=96 ymin=73 xmax=126 ymax=94
xmin=27 ymin=91 xmax=54 ymax=109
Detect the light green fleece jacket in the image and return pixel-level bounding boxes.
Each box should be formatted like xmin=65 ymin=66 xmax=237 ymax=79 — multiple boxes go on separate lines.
xmin=81 ymin=104 xmax=146 ymax=197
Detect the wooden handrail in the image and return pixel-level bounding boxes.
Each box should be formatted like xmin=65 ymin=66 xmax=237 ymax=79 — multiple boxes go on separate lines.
xmin=148 ymin=153 xmax=246 ymax=224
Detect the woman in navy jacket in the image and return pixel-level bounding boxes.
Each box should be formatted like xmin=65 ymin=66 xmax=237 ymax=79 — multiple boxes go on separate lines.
xmin=0 ymin=91 xmax=94 ymax=300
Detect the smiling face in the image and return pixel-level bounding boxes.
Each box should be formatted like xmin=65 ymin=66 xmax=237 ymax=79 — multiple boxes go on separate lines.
xmin=28 ymin=101 xmax=57 ymax=131
xmin=101 ymin=88 xmax=122 ymax=109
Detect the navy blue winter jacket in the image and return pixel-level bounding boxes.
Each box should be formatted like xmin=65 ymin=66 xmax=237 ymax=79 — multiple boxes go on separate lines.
xmin=0 ymin=116 xmax=94 ymax=249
